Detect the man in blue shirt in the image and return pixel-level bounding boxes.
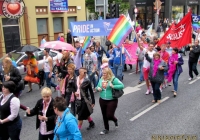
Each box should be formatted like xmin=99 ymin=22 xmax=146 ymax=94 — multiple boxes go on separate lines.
xmin=110 ymin=44 xmax=131 ymax=81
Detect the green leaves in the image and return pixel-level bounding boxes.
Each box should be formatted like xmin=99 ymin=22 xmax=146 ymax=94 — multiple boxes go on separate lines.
xmin=85 ymin=0 xmax=130 ymax=15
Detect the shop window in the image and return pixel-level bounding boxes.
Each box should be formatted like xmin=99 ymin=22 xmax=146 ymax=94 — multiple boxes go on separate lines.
xmin=190 ymin=5 xmax=198 ymax=15
xmin=37 ymin=18 xmax=48 ymax=35
xmin=138 ymin=7 xmax=146 ymax=13
xmin=2 ymin=18 xmax=18 ymax=26
xmin=68 ymin=17 xmax=76 ymax=29
xmin=53 ymin=17 xmax=63 ymax=33
xmin=172 ymin=6 xmax=184 ymax=22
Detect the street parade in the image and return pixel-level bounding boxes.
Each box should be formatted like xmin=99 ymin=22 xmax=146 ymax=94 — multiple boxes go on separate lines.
xmin=0 ymin=0 xmax=200 ymax=140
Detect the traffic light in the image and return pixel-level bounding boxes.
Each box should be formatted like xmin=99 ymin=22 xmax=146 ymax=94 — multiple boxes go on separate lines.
xmin=115 ymin=4 xmax=119 ymax=18
xmin=109 ymin=3 xmax=116 ymax=18
xmin=154 ymin=0 xmax=162 ymax=10
xmin=109 ymin=3 xmax=119 ymax=18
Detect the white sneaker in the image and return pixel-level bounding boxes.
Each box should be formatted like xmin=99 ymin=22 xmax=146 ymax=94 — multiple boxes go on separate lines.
xmin=188 ymin=77 xmax=193 ymax=81
xmin=145 ymin=90 xmax=150 ymax=95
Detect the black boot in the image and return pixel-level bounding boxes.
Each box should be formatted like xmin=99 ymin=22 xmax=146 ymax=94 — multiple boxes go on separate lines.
xmin=87 ymin=121 xmax=95 ymax=130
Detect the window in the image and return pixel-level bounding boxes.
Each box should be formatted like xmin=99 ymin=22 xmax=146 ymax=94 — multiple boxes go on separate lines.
xmin=49 ymin=51 xmax=57 ymax=58
xmin=37 ymin=18 xmax=48 ymax=35
xmin=172 ymin=6 xmax=184 ymax=22
xmin=68 ymin=17 xmax=76 ymax=29
xmin=36 ymin=51 xmax=44 ymax=61
xmin=2 ymin=19 xmax=18 ymax=26
xmin=53 ymin=18 xmax=63 ymax=33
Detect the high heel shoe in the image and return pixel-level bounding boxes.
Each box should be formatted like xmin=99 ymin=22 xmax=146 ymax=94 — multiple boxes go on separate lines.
xmin=173 ymin=92 xmax=177 ymax=98
xmin=27 ymin=89 xmax=32 ymax=93
xmin=38 ymin=84 xmax=42 ymax=89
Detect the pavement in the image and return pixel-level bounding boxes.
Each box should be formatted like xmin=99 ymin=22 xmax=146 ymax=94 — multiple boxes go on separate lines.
xmin=17 ymin=52 xmax=200 ymax=140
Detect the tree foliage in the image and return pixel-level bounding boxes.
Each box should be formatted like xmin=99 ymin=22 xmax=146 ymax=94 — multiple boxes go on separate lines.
xmin=86 ymin=0 xmax=130 ymax=14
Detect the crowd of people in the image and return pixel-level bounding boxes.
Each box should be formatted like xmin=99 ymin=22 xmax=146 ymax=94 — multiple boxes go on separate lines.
xmin=0 ymin=25 xmax=200 ymax=139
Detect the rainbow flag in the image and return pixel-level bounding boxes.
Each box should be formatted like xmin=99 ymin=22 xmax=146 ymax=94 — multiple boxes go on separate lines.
xmin=82 ymin=36 xmax=91 ymax=51
xmin=108 ymin=15 xmax=133 ymax=46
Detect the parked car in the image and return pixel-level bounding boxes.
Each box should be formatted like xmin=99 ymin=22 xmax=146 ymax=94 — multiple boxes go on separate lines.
xmin=0 ymin=49 xmax=63 ymax=77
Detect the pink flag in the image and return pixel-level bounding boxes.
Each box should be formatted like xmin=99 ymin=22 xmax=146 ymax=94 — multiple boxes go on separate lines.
xmin=124 ymin=43 xmax=148 ymax=64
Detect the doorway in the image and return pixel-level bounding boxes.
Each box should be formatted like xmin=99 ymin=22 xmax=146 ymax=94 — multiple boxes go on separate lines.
xmin=2 ymin=19 xmax=21 ymax=53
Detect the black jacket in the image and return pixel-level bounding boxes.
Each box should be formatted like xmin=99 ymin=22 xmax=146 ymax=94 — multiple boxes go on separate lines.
xmin=80 ymin=78 xmax=95 ymax=104
xmin=57 ymin=58 xmax=74 ymax=79
xmin=186 ymin=45 xmax=200 ymax=62
xmin=6 ymin=65 xmax=21 ymax=85
xmin=27 ymin=99 xmax=56 ymax=132
xmin=64 ymin=74 xmax=77 ymax=97
xmin=66 ymin=33 xmax=72 ymax=44
xmin=96 ymin=46 xmax=107 ymax=58
xmin=145 ymin=54 xmax=168 ymax=83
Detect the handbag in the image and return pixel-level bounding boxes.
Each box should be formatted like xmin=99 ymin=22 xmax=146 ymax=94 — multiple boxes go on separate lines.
xmin=80 ymin=88 xmax=93 ymax=114
xmin=111 ymin=78 xmax=124 ymax=98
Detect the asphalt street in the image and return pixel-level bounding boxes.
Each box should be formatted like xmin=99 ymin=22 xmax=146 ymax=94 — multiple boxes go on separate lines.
xmin=18 ymin=53 xmax=200 ymax=140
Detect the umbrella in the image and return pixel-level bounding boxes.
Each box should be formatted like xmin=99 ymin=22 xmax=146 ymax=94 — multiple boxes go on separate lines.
xmin=40 ymin=41 xmax=75 ymax=51
xmin=16 ymin=45 xmax=39 ymax=52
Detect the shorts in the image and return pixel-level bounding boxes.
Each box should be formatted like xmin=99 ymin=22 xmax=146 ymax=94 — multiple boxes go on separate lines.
xmin=143 ymin=68 xmax=149 ymax=80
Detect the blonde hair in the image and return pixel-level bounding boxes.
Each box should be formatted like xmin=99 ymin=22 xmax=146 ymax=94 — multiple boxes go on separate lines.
xmin=102 ymin=67 xmax=114 ymax=81
xmin=3 ymin=57 xmax=12 ymax=74
xmin=67 ymin=63 xmax=76 ymax=71
xmin=102 ymin=58 xmax=109 ymax=63
xmin=41 ymin=87 xmax=52 ymax=96
xmin=153 ymin=52 xmax=160 ymax=58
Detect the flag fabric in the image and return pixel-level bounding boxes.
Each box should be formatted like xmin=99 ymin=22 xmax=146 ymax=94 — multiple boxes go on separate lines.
xmin=82 ymin=36 xmax=91 ymax=51
xmin=192 ymin=14 xmax=200 ymax=30
xmin=146 ymin=23 xmax=153 ymax=36
xmin=157 ymin=12 xmax=192 ymax=49
xmin=126 ymin=13 xmax=133 ymax=26
xmin=108 ymin=15 xmax=133 ymax=46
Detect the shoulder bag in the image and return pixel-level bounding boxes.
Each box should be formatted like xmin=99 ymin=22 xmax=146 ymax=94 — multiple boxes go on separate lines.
xmin=111 ymin=78 xmax=124 ymax=98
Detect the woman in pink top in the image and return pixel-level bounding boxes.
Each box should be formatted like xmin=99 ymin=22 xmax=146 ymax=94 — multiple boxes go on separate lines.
xmin=59 ymin=33 xmax=65 ymax=42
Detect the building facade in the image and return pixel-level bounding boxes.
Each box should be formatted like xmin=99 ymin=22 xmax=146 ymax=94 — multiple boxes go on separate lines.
xmin=128 ymin=0 xmax=200 ymax=29
xmin=0 ymin=0 xmax=86 ymax=57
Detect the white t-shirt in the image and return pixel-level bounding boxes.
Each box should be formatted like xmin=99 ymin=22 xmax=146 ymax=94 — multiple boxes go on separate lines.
xmin=143 ymin=48 xmax=155 ymax=68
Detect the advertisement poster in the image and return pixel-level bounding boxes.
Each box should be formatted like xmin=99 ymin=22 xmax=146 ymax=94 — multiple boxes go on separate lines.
xmin=50 ymin=0 xmax=68 ymax=13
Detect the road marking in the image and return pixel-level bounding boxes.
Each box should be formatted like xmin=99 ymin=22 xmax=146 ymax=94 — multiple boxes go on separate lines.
xmin=129 ymin=70 xmax=140 ymax=75
xmin=188 ymin=77 xmax=200 ymax=84
xmin=130 ymin=97 xmax=169 ymax=121
xmin=123 ymin=82 xmax=146 ymax=95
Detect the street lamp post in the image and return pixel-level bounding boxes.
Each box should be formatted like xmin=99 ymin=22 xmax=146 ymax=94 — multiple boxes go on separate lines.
xmin=154 ymin=0 xmax=162 ymax=31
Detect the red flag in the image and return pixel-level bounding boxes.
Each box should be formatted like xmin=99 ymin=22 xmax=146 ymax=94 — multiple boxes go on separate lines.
xmin=157 ymin=12 xmax=192 ymax=49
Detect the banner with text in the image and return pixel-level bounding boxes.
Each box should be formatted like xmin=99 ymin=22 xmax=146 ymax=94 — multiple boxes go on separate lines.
xmin=192 ymin=14 xmax=200 ymax=30
xmin=70 ymin=19 xmax=118 ymax=36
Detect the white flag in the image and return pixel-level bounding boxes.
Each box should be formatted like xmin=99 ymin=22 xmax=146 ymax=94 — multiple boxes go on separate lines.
xmin=146 ymin=23 xmax=153 ymax=36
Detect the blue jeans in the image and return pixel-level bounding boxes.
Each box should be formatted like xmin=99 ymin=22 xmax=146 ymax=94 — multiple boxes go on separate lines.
xmin=173 ymin=70 xmax=180 ymax=92
xmin=98 ymin=57 xmax=102 ymax=70
xmin=113 ymin=64 xmax=123 ymax=81
xmin=0 ymin=118 xmax=22 ymax=140
xmin=87 ymin=71 xmax=96 ymax=88
xmin=151 ymin=81 xmax=161 ymax=101
xmin=44 ymin=72 xmax=57 ymax=89
xmin=138 ymin=60 xmax=144 ymax=81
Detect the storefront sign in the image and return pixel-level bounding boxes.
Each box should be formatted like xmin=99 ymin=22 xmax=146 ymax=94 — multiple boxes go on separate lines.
xmin=189 ymin=0 xmax=198 ymax=4
xmin=189 ymin=0 xmax=199 ymax=4
xmin=50 ymin=0 xmax=68 ymax=13
xmin=136 ymin=0 xmax=146 ymax=5
xmin=70 ymin=18 xmax=118 ymax=36
xmin=2 ymin=0 xmax=25 ymax=19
